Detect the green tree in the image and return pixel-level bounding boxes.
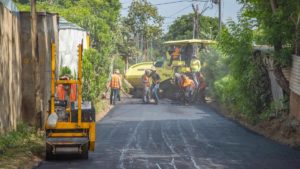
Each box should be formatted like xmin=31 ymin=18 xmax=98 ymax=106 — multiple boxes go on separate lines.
xmin=217 ymin=17 xmax=272 ymax=121
xmin=14 ymin=0 xmax=121 ymax=101
xmin=238 ymin=0 xmax=300 ymax=93
xmin=125 ymin=0 xmax=163 ymax=61
xmin=116 ymin=18 xmax=141 ymax=70
xmin=165 ymin=13 xmax=219 ymax=40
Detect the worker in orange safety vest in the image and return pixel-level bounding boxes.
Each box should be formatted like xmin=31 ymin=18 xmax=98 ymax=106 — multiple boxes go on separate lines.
xmin=107 ymin=69 xmax=122 ymax=105
xmin=180 ymin=74 xmax=195 ymax=105
xmin=141 ymin=69 xmax=151 ymax=103
xmin=56 ymin=75 xmax=76 ymax=102
xmin=168 ymin=46 xmax=181 ymax=66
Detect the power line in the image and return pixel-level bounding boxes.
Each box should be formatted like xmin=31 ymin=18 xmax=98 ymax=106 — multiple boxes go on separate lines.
xmin=165 ymin=4 xmax=191 ymax=18
xmin=154 ymin=0 xmax=208 ymax=6
xmin=122 ymin=0 xmax=209 ymax=10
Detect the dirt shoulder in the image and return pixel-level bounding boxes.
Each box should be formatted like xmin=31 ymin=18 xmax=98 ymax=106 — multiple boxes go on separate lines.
xmin=0 ymin=99 xmax=112 ymax=169
xmin=208 ymin=100 xmax=300 ymax=148
xmin=95 ymin=99 xmax=112 ymax=121
xmin=0 ymin=127 xmax=44 ymax=169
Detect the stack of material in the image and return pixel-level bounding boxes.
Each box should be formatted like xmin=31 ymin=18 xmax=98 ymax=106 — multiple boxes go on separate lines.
xmin=290 ymin=55 xmax=300 ymax=120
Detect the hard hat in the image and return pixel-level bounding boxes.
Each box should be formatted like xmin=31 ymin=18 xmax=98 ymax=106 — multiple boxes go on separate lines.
xmin=59 ymin=75 xmax=69 ymax=80
xmin=114 ymin=69 xmax=120 ymax=74
xmin=151 ymin=66 xmax=156 ymax=71
xmin=145 ymin=69 xmax=150 ymax=75
xmin=175 ymin=73 xmax=181 ymax=78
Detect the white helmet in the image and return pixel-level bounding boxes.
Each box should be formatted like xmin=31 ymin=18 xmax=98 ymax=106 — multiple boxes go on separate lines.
xmin=114 ymin=69 xmax=120 ymax=74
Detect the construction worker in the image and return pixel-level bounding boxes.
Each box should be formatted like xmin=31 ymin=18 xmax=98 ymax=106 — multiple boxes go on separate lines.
xmin=168 ymin=46 xmax=181 ymax=66
xmin=174 ymin=73 xmax=183 ymax=101
xmin=196 ymin=72 xmax=206 ymax=103
xmin=116 ymin=70 xmax=122 ymax=101
xmin=182 ymin=44 xmax=193 ymax=67
xmin=141 ymin=69 xmax=151 ymax=103
xmin=56 ymin=75 xmax=71 ymax=101
xmin=107 ymin=69 xmax=122 ymax=105
xmin=190 ymin=55 xmax=201 ymax=73
xmin=180 ymin=74 xmax=195 ymax=105
xmin=150 ymin=67 xmax=160 ymax=104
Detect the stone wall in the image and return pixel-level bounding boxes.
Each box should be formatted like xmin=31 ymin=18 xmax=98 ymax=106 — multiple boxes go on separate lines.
xmin=0 ymin=3 xmax=22 ymax=133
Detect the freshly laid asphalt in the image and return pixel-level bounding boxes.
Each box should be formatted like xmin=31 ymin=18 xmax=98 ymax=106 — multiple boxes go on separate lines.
xmin=39 ymin=98 xmax=300 ymax=169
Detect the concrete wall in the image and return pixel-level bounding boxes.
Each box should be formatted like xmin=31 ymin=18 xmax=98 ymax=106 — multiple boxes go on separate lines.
xmin=0 ymin=3 xmax=22 ymax=133
xmin=19 ymin=12 xmax=58 ymax=127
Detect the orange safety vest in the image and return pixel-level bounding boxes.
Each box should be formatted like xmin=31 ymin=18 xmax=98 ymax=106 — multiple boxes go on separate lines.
xmin=172 ymin=47 xmax=180 ymax=59
xmin=181 ymin=78 xmax=193 ymax=88
xmin=70 ymin=84 xmax=77 ymax=102
xmin=57 ymin=84 xmax=65 ymax=100
xmin=142 ymin=75 xmax=150 ymax=87
xmin=110 ymin=74 xmax=121 ymax=89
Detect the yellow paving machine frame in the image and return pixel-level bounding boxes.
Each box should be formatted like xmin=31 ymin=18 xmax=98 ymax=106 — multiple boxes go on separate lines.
xmin=45 ymin=43 xmax=95 ymax=159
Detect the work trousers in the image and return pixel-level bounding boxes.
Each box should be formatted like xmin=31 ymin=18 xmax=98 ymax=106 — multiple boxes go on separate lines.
xmin=110 ymin=88 xmax=120 ymax=105
xmin=151 ymin=83 xmax=160 ymax=104
xmin=143 ymin=87 xmax=150 ymax=103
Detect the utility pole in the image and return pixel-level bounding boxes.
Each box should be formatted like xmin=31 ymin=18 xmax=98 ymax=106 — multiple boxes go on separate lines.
xmin=31 ymin=0 xmax=41 ymax=127
xmin=192 ymin=4 xmax=200 ymax=57
xmin=192 ymin=4 xmax=199 ymax=39
xmin=218 ymin=0 xmax=222 ymax=33
xmin=212 ymin=0 xmax=222 ymax=34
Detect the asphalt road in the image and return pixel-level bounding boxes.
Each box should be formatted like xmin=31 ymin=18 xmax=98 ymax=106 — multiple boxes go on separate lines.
xmin=39 ymin=98 xmax=300 ymax=169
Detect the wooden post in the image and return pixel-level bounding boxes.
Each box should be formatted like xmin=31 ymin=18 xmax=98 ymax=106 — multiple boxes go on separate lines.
xmin=31 ymin=0 xmax=41 ymax=127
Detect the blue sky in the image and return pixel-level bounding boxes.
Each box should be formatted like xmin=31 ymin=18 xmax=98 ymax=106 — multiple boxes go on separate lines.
xmin=120 ymin=0 xmax=243 ymax=32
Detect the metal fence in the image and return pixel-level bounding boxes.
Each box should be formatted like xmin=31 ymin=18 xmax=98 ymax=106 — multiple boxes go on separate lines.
xmin=0 ymin=0 xmax=19 ymax=14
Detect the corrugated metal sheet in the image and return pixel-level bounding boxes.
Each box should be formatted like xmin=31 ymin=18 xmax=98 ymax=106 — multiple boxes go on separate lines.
xmin=282 ymin=68 xmax=290 ymax=81
xmin=0 ymin=0 xmax=18 ymax=14
xmin=59 ymin=17 xmax=85 ymax=31
xmin=58 ymin=17 xmax=88 ymax=75
xmin=290 ymin=55 xmax=300 ymax=95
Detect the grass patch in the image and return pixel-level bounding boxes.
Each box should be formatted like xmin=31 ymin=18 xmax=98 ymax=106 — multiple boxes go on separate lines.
xmin=0 ymin=123 xmax=44 ymax=169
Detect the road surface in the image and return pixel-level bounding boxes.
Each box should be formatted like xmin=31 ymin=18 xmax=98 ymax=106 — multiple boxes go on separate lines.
xmin=39 ymin=98 xmax=300 ymax=169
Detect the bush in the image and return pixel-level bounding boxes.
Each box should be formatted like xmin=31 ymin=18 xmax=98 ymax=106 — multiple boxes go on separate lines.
xmin=60 ymin=66 xmax=72 ymax=77
xmin=214 ymin=18 xmax=272 ymax=122
xmin=82 ymin=48 xmax=110 ymax=101
xmin=0 ymin=124 xmax=43 ymax=155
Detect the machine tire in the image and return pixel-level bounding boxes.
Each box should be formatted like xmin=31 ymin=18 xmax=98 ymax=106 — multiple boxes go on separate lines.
xmin=45 ymin=144 xmax=54 ymax=161
xmin=81 ymin=144 xmax=89 ymax=159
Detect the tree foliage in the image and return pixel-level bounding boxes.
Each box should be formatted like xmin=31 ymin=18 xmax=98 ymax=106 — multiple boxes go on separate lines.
xmin=14 ymin=0 xmax=121 ymax=101
xmin=124 ymin=0 xmax=163 ymax=61
xmin=216 ymin=18 xmax=272 ymax=121
xmin=165 ymin=13 xmax=219 ymax=40
xmin=125 ymin=0 xmax=163 ymax=40
xmin=239 ymin=0 xmax=300 ymax=64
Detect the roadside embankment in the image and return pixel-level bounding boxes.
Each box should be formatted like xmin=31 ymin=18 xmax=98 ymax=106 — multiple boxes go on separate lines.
xmin=0 ymin=99 xmax=113 ymax=169
xmin=0 ymin=124 xmax=44 ymax=169
xmin=95 ymin=99 xmax=113 ymax=122
xmin=208 ymin=100 xmax=300 ymax=148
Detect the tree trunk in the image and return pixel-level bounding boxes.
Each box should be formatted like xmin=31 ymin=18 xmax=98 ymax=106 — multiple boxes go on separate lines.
xmin=269 ymin=0 xmax=277 ymax=12
xmin=268 ymin=0 xmax=290 ymax=94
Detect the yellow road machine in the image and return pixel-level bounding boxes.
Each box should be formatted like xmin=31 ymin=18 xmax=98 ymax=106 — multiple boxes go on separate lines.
xmin=125 ymin=39 xmax=216 ymax=98
xmin=45 ymin=43 xmax=96 ymax=160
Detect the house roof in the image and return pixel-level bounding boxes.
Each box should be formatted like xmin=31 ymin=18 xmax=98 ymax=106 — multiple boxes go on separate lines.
xmin=59 ymin=17 xmax=85 ymax=31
